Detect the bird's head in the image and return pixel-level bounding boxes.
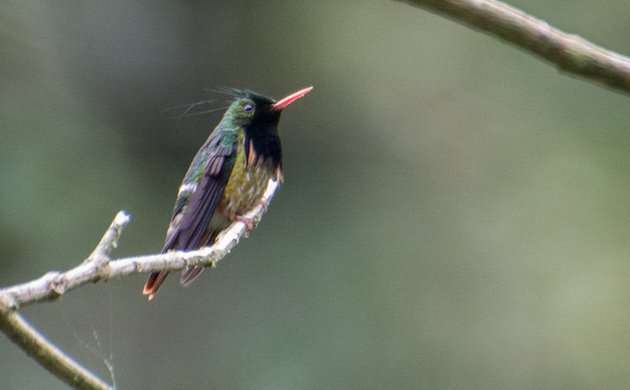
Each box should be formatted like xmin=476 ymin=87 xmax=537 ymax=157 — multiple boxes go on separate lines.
xmin=222 ymin=86 xmax=313 ymax=179
xmin=225 ymin=86 xmax=313 ymax=130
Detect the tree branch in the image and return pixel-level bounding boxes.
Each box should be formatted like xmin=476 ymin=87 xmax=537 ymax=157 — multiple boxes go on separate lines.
xmin=396 ymin=0 xmax=630 ymax=94
xmin=0 ymin=179 xmax=279 ymax=389
xmin=0 ymin=312 xmax=112 ymax=390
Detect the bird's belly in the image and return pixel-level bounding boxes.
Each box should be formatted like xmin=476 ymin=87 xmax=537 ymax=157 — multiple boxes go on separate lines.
xmin=220 ymin=165 xmax=273 ymax=218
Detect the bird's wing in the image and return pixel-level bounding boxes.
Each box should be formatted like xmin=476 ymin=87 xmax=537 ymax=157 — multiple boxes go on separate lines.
xmin=162 ymin=138 xmax=236 ymax=252
xmin=144 ymin=134 xmax=236 ymax=299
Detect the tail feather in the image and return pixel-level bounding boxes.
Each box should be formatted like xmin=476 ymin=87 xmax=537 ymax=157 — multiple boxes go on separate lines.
xmin=180 ymin=266 xmax=206 ymax=287
xmin=143 ymin=271 xmax=170 ymax=300
xmin=144 ymin=229 xmax=219 ymax=299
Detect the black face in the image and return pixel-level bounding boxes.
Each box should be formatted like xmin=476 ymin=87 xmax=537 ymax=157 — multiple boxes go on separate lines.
xmin=228 ymin=89 xmax=283 ymax=171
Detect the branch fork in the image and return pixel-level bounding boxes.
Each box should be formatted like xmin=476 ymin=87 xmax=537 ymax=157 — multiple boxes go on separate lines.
xmin=0 ymin=179 xmax=279 ymax=389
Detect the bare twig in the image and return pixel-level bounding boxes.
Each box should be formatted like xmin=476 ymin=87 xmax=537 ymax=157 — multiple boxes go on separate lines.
xmin=396 ymin=0 xmax=630 ymax=94
xmin=0 ymin=180 xmax=278 ymax=311
xmin=0 ymin=179 xmax=279 ymax=389
xmin=85 ymin=211 xmax=131 ymax=264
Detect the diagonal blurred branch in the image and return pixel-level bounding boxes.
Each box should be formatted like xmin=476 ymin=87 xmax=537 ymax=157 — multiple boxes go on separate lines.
xmin=0 ymin=312 xmax=113 ymax=390
xmin=396 ymin=0 xmax=630 ymax=94
xmin=0 ymin=179 xmax=279 ymax=390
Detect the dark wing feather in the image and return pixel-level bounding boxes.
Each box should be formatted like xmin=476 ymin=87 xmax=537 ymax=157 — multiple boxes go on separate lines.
xmin=144 ymin=132 xmax=236 ymax=299
xmin=175 ymin=146 xmax=235 ymax=286
xmin=163 ymin=145 xmax=235 ymax=252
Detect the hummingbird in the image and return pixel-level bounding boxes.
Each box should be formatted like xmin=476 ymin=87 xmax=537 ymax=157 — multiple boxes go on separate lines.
xmin=143 ymin=86 xmax=313 ymax=300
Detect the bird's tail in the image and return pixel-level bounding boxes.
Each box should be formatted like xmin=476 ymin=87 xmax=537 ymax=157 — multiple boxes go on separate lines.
xmin=143 ymin=271 xmax=169 ymax=301
xmin=180 ymin=266 xmax=206 ymax=287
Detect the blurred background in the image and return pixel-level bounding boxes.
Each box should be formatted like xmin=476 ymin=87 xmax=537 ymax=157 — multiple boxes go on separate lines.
xmin=1 ymin=1 xmax=630 ymax=389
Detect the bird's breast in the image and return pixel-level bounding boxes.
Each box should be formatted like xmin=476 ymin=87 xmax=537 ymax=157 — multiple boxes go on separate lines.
xmin=220 ymin=146 xmax=275 ymax=218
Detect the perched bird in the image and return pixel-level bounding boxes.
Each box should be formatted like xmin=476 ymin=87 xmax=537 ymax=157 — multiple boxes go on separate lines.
xmin=143 ymin=86 xmax=313 ymax=300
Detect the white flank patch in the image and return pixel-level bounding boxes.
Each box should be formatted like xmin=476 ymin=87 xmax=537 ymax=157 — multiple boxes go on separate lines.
xmin=178 ymin=182 xmax=198 ymax=195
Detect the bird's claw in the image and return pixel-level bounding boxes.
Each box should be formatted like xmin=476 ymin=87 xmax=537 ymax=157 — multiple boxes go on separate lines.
xmin=235 ymin=216 xmax=255 ymax=232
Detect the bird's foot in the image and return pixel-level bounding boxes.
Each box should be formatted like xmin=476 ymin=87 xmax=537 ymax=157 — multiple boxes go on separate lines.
xmin=235 ymin=215 xmax=255 ymax=232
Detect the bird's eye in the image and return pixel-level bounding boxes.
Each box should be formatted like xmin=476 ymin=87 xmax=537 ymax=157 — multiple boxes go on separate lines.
xmin=243 ymin=104 xmax=254 ymax=112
